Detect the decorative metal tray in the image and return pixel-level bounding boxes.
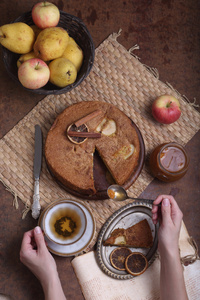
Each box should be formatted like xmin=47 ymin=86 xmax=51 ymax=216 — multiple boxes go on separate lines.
xmin=96 ymin=201 xmax=159 ymax=280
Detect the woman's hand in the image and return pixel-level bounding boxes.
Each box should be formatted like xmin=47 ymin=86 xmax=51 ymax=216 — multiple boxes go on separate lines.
xmin=152 ymin=195 xmax=183 ymax=256
xmin=20 ymin=226 xmax=66 ymax=300
xmin=152 ymin=195 xmax=188 ymax=300
xmin=20 ymin=226 xmax=57 ymax=285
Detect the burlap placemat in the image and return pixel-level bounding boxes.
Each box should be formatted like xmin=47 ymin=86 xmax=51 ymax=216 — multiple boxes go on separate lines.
xmin=1 ymin=31 xmax=200 ymax=250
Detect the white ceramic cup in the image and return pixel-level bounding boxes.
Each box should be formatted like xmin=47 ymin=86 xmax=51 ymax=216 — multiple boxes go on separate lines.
xmin=42 ymin=200 xmax=87 ymax=245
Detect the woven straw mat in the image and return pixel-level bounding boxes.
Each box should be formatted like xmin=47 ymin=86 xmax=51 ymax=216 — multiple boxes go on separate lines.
xmin=1 ymin=32 xmax=200 ymax=251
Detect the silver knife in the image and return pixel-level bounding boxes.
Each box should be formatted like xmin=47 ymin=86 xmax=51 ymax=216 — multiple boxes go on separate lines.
xmin=31 ymin=124 xmax=43 ymax=219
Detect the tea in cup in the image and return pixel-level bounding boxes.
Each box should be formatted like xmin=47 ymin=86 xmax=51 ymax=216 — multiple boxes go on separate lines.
xmin=42 ymin=200 xmax=87 ymax=245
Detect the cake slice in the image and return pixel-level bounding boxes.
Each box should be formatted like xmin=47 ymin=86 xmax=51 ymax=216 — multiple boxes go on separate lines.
xmin=103 ymin=219 xmax=153 ymax=248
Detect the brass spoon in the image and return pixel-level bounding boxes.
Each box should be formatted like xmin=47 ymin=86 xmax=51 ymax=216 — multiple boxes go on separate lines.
xmin=107 ymin=184 xmax=161 ymax=206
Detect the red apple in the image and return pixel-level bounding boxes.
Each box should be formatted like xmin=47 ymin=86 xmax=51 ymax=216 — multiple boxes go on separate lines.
xmin=32 ymin=1 xmax=60 ymax=29
xmin=152 ymin=95 xmax=181 ymax=124
xmin=18 ymin=58 xmax=50 ymax=89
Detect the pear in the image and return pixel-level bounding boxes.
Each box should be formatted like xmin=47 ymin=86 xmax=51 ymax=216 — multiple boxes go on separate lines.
xmin=17 ymin=51 xmax=37 ymax=68
xmin=61 ymin=39 xmax=83 ymax=72
xmin=101 ymin=120 xmax=117 ymax=136
xmin=96 ymin=118 xmax=117 ymax=136
xmin=49 ymin=57 xmax=77 ymax=88
xmin=34 ymin=27 xmax=69 ymax=61
xmin=68 ymin=37 xmax=77 ymax=45
xmin=30 ymin=25 xmax=42 ymax=38
xmin=0 ymin=22 xmax=35 ymax=54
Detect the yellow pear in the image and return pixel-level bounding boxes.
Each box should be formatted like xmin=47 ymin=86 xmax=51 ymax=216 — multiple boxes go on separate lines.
xmin=49 ymin=57 xmax=77 ymax=88
xmin=17 ymin=51 xmax=37 ymax=68
xmin=30 ymin=25 xmax=42 ymax=38
xmin=34 ymin=27 xmax=69 ymax=61
xmin=0 ymin=22 xmax=35 ymax=54
xmin=61 ymin=39 xmax=83 ymax=72
xmin=68 ymin=37 xmax=78 ymax=46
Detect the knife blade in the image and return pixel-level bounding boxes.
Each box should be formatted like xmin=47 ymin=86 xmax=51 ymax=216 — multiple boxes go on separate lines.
xmin=31 ymin=124 xmax=42 ymax=219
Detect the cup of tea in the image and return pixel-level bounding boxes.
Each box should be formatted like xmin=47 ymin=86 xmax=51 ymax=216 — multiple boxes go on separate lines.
xmin=42 ymin=200 xmax=87 ymax=245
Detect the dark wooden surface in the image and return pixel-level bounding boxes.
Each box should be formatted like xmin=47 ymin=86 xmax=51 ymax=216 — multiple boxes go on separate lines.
xmin=0 ymin=1 xmax=199 ymax=299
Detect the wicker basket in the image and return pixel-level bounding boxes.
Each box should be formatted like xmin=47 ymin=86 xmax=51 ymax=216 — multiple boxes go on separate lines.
xmin=2 ymin=11 xmax=95 ymax=95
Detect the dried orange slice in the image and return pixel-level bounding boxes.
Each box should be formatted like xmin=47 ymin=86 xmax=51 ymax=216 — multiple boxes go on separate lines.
xmin=125 ymin=252 xmax=148 ymax=276
xmin=110 ymin=247 xmax=132 ymax=271
xmin=67 ymin=123 xmax=88 ymax=144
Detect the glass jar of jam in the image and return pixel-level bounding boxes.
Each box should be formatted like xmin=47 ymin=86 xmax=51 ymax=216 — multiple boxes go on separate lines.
xmin=149 ymin=142 xmax=189 ymax=182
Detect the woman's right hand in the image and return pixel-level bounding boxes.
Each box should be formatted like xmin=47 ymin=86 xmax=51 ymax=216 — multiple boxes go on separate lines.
xmin=152 ymin=195 xmax=183 ymax=256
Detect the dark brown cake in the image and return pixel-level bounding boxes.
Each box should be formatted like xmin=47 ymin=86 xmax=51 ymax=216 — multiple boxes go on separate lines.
xmin=103 ymin=219 xmax=153 ymax=248
xmin=45 ymin=101 xmax=140 ymax=195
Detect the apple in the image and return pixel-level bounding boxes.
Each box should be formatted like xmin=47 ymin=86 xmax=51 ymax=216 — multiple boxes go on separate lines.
xmin=32 ymin=1 xmax=60 ymax=29
xmin=152 ymin=95 xmax=181 ymax=124
xmin=18 ymin=58 xmax=50 ymax=89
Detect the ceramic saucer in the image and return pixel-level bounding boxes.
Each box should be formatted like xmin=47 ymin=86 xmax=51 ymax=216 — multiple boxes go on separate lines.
xmin=38 ymin=199 xmax=96 ymax=257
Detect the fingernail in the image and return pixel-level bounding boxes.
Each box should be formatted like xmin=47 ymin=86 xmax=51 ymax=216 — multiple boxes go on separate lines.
xmin=163 ymin=198 xmax=169 ymax=206
xmin=34 ymin=226 xmax=42 ymax=234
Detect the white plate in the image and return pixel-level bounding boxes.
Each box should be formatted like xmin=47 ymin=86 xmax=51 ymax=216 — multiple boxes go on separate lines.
xmin=38 ymin=199 xmax=96 ymax=257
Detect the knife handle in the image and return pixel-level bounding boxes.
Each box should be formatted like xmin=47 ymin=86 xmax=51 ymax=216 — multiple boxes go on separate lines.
xmin=32 ymin=179 xmax=41 ymax=219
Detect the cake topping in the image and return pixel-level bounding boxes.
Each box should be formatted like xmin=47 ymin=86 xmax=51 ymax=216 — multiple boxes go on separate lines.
xmin=68 ymin=131 xmax=101 ymax=138
xmin=67 ymin=110 xmax=104 ymax=143
xmin=67 ymin=123 xmax=88 ymax=144
xmin=96 ymin=118 xmax=107 ymax=132
xmin=114 ymin=144 xmax=135 ymax=160
xmin=96 ymin=118 xmax=117 ymax=136
xmin=75 ymin=110 xmax=103 ymax=127
xmin=124 ymin=144 xmax=135 ymax=159
xmin=102 ymin=119 xmax=116 ymax=136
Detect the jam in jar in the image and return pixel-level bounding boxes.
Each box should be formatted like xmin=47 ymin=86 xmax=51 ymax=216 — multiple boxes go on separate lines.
xmin=149 ymin=142 xmax=189 ymax=182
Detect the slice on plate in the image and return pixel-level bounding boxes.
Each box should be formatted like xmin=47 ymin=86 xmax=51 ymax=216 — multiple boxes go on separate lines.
xmin=110 ymin=247 xmax=132 ymax=271
xmin=103 ymin=219 xmax=153 ymax=248
xmin=125 ymin=252 xmax=148 ymax=276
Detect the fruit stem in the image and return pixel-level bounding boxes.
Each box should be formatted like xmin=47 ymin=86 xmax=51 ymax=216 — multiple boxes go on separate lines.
xmin=35 ymin=62 xmax=40 ymax=70
xmin=166 ymin=101 xmax=172 ymax=108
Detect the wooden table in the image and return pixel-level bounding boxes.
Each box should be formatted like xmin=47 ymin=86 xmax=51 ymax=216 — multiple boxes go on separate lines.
xmin=0 ymin=1 xmax=199 ymax=299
